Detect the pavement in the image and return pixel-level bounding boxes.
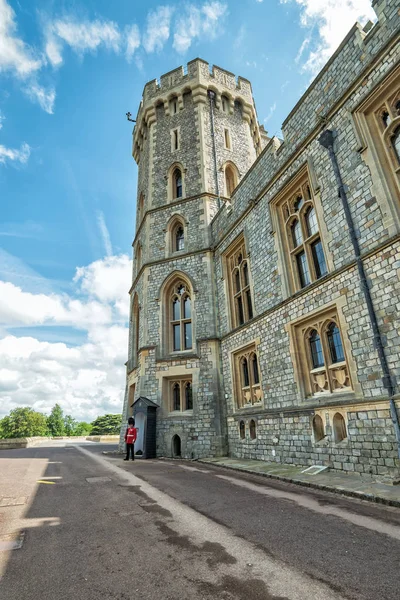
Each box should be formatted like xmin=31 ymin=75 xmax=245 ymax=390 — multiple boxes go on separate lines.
xmin=1 ymin=441 xmax=400 ymax=600
xmin=198 ymin=456 xmax=400 ymax=507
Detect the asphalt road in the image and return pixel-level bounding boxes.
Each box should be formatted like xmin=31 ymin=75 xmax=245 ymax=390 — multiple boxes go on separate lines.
xmin=1 ymin=442 xmax=399 ymax=600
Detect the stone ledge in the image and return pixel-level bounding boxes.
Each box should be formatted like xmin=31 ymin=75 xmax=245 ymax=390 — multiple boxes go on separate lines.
xmin=0 ymin=437 xmax=52 ymax=450
xmin=198 ymin=456 xmax=400 ymax=508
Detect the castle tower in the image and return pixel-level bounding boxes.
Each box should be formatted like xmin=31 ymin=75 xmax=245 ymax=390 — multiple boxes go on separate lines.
xmin=121 ymin=59 xmax=265 ymax=458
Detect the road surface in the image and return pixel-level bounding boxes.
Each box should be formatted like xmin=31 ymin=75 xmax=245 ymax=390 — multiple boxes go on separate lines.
xmin=0 ymin=441 xmax=399 ymax=600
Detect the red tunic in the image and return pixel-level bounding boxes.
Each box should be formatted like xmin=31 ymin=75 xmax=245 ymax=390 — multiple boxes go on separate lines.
xmin=124 ymin=427 xmax=137 ymax=444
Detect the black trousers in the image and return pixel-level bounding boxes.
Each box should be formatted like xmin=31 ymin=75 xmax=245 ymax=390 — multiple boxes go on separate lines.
xmin=125 ymin=443 xmax=135 ymax=460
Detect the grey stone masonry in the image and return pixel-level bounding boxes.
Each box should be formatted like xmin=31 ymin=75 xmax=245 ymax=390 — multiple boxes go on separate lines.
xmin=121 ymin=0 xmax=400 ymax=477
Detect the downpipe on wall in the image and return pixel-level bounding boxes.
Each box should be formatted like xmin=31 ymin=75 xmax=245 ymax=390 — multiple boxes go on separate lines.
xmin=208 ymin=90 xmax=221 ymax=211
xmin=319 ymin=129 xmax=400 ymax=461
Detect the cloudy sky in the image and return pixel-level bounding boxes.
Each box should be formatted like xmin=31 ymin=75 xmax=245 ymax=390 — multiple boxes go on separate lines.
xmin=0 ymin=0 xmax=376 ymax=422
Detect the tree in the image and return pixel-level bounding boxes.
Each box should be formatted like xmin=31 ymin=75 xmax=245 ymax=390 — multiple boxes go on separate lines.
xmin=0 ymin=407 xmax=48 ymax=439
xmin=63 ymin=415 xmax=77 ymax=437
xmin=47 ymin=404 xmax=65 ymax=437
xmin=90 ymin=414 xmax=122 ymax=435
xmin=75 ymin=421 xmax=92 ymax=436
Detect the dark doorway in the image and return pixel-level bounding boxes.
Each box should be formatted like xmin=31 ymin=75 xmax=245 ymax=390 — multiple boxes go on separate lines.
xmin=172 ymin=434 xmax=181 ymax=457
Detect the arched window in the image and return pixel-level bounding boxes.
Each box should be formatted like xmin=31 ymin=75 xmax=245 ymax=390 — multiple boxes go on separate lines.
xmin=169 ymin=281 xmax=192 ymax=351
xmin=174 ymin=168 xmax=182 ymax=198
xmin=169 ymin=378 xmax=193 ymax=413
xmin=170 ymin=96 xmax=178 ymax=115
xmin=221 ymin=94 xmax=229 ymax=113
xmin=185 ymin=381 xmax=193 ymax=410
xmin=391 ymin=125 xmax=400 ymax=164
xmin=138 ymin=193 xmax=144 ymax=224
xmin=175 ymin=225 xmax=184 ymax=251
xmin=305 ymin=207 xmax=318 ymax=237
xmin=312 ymin=415 xmax=325 ymax=443
xmin=249 ymin=419 xmax=257 ymax=440
xmin=300 ymin=313 xmax=351 ymax=397
xmin=309 ymin=330 xmax=324 ymax=368
xmin=227 ymin=237 xmax=253 ymax=327
xmin=225 ymin=164 xmax=237 ymax=197
xmin=239 ymin=421 xmax=245 ymax=439
xmin=136 ymin=245 xmax=142 ymax=274
xmin=291 ymin=219 xmax=303 ymax=248
xmin=333 ymin=413 xmax=347 ymax=443
xmin=281 ymin=177 xmax=327 ymax=290
xmin=172 ymin=383 xmax=180 ymax=411
xmin=327 ymin=322 xmax=345 ymax=363
xmin=234 ymin=344 xmax=262 ymax=408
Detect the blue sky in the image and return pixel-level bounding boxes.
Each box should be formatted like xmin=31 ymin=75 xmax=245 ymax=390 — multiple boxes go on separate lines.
xmin=0 ymin=0 xmax=376 ymax=421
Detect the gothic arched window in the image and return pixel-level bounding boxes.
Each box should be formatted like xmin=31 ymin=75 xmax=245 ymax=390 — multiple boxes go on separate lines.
xmin=280 ymin=177 xmax=327 ymax=290
xmin=233 ymin=344 xmax=262 ymax=408
xmin=333 ymin=412 xmax=347 ymax=443
xmin=169 ymin=280 xmax=192 ymax=352
xmin=174 ymin=168 xmax=182 ymax=198
xmin=312 ymin=415 xmax=325 ymax=443
xmin=175 ymin=225 xmax=184 ymax=251
xmin=169 ymin=378 xmax=193 ymax=413
xmin=225 ymin=164 xmax=238 ymax=197
xmin=226 ymin=236 xmax=253 ymax=328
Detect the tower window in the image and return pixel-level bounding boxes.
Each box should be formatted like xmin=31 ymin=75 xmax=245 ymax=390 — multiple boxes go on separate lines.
xmin=232 ymin=343 xmax=262 ymax=408
xmin=169 ymin=281 xmax=192 ymax=351
xmin=225 ymin=235 xmax=253 ymax=328
xmin=167 ymin=377 xmax=193 ymax=413
xmin=224 ymin=129 xmax=231 ymax=149
xmin=174 ymin=168 xmax=182 ymax=198
xmin=175 ymin=225 xmax=184 ymax=251
xmin=224 ymin=163 xmax=238 ymax=198
xmin=171 ymin=128 xmax=180 ymax=152
xmin=170 ymin=96 xmax=178 ymax=115
xmin=221 ymin=95 xmax=229 ymax=113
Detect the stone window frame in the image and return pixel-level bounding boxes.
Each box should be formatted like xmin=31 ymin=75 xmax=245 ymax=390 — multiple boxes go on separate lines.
xmin=135 ymin=243 xmax=142 ymax=275
xmin=165 ymin=214 xmax=187 ymax=257
xmin=171 ymin=127 xmax=181 ymax=152
xmin=352 ymin=66 xmax=400 ymax=236
xmin=271 ymin=167 xmax=329 ymax=295
xmin=224 ymin=128 xmax=232 ymax=150
xmin=231 ymin=341 xmax=263 ymax=410
xmin=167 ymin=162 xmax=186 ymax=202
xmin=223 ymin=234 xmax=255 ymax=330
xmin=223 ymin=161 xmax=239 ymax=198
xmin=169 ymin=95 xmax=179 ymax=115
xmin=287 ymin=302 xmax=358 ymax=402
xmin=137 ymin=192 xmax=144 ymax=226
xmin=160 ymin=272 xmax=195 ymax=357
xmin=166 ymin=376 xmax=193 ymax=414
xmin=157 ymin=363 xmax=199 ymax=418
xmin=221 ymin=94 xmax=230 ymax=114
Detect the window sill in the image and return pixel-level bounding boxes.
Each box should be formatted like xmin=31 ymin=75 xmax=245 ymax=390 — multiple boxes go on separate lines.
xmin=167 ymin=411 xmax=194 ymax=418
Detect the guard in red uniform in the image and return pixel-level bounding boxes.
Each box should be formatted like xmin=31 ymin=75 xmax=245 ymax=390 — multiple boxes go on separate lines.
xmin=124 ymin=417 xmax=137 ymax=461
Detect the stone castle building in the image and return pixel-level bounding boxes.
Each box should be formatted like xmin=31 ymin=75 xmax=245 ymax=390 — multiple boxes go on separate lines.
xmin=121 ymin=0 xmax=400 ymax=477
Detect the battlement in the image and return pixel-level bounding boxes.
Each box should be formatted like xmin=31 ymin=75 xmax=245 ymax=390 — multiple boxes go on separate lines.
xmin=141 ymin=58 xmax=253 ymax=105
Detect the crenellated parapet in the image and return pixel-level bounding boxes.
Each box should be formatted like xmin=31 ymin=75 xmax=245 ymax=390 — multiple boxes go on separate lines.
xmin=132 ymin=58 xmax=261 ymax=163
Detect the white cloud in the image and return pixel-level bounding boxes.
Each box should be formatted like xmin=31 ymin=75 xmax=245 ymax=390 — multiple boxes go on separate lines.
xmin=24 ymin=82 xmax=56 ymax=114
xmin=143 ymin=6 xmax=173 ymax=53
xmin=0 ymin=254 xmax=132 ymax=421
xmin=97 ymin=211 xmax=113 ymax=257
xmin=0 ymin=110 xmax=4 ymax=129
xmin=125 ymin=24 xmax=140 ymax=62
xmin=0 ymin=0 xmax=42 ymax=77
xmin=264 ymin=102 xmax=277 ymax=124
xmin=74 ymin=255 xmax=131 ymax=319
xmin=282 ymin=0 xmax=376 ymax=76
xmin=173 ymin=2 xmax=228 ymax=53
xmin=0 ymin=141 xmax=30 ymax=164
xmin=45 ymin=18 xmax=121 ymax=66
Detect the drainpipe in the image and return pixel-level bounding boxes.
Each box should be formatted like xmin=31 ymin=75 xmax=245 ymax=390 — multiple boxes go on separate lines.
xmin=319 ymin=129 xmax=400 ymax=460
xmin=208 ymin=90 xmax=221 ymax=210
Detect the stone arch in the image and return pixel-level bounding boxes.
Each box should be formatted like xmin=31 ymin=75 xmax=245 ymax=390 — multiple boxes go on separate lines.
xmin=312 ymin=414 xmax=325 ymax=443
xmin=165 ymin=214 xmax=187 ymax=256
xmin=333 ymin=412 xmax=347 ymax=443
xmin=172 ymin=434 xmax=181 ymax=457
xmin=159 ymin=271 xmax=196 ymax=356
xmin=167 ymin=162 xmax=186 ymax=201
xmin=222 ymin=161 xmax=239 ymax=197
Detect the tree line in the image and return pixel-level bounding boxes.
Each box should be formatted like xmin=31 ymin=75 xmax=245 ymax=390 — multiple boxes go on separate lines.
xmin=0 ymin=404 xmax=122 ymax=439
